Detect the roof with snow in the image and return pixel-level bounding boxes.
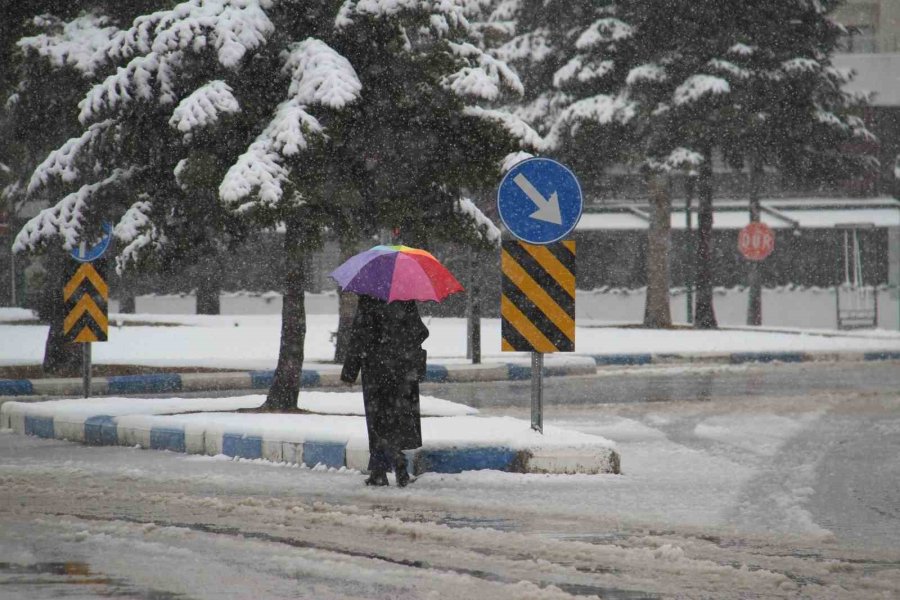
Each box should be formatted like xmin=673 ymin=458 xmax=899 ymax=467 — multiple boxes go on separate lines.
xmin=576 ymin=197 xmax=900 ymax=231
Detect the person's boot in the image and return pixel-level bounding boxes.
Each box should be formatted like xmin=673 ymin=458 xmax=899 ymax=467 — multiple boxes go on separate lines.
xmin=364 ymin=471 xmax=389 ymax=486
xmin=395 ymin=457 xmax=411 ymax=488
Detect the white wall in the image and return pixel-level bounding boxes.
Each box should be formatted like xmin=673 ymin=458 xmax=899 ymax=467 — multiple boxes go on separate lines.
xmin=578 ymin=287 xmax=900 ymax=330
xmin=108 ymin=288 xmax=900 ymax=331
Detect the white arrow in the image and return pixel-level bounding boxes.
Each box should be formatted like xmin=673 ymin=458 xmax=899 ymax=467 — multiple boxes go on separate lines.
xmin=513 ymin=173 xmax=562 ymax=225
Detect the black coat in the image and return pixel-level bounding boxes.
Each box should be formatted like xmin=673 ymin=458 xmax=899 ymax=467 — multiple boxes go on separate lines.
xmin=341 ymin=296 xmax=429 ymax=468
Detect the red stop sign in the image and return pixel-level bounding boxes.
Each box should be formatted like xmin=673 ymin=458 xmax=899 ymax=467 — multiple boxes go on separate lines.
xmin=738 ymin=222 xmax=774 ymax=261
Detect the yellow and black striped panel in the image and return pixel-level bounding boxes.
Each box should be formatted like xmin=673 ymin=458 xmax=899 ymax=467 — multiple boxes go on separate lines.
xmin=63 ymin=261 xmax=109 ymax=343
xmin=501 ymin=240 xmax=575 ymax=353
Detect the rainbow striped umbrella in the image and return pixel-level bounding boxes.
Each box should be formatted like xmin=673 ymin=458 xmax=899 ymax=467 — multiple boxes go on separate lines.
xmin=329 ymin=245 xmax=464 ymax=303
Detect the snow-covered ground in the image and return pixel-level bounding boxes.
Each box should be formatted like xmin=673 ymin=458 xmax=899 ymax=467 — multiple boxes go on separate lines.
xmin=101 ymin=286 xmax=900 ymax=330
xmin=2 ymin=386 xmax=898 ymax=599
xmin=2 ymin=306 xmax=900 ymax=370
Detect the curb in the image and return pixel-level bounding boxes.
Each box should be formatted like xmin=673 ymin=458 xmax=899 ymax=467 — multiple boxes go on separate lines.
xmin=3 ymin=350 xmax=898 ymax=400
xmin=590 ymin=350 xmax=900 ymax=367
xmin=0 ymin=360 xmax=596 ymax=400
xmin=0 ymin=402 xmax=620 ymax=476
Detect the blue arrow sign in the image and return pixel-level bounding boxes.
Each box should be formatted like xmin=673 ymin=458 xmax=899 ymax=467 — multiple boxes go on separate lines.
xmin=497 ymin=158 xmax=583 ymax=245
xmin=70 ymin=222 xmax=112 ymax=263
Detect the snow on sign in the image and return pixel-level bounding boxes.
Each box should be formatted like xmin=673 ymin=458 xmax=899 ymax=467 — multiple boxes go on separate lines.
xmin=497 ymin=158 xmax=583 ymax=245
xmin=738 ymin=222 xmax=775 ymax=261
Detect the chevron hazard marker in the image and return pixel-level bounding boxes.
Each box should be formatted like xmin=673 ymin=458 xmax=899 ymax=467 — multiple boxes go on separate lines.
xmin=501 ymin=240 xmax=575 ymax=353
xmin=63 ymin=262 xmax=108 ymax=343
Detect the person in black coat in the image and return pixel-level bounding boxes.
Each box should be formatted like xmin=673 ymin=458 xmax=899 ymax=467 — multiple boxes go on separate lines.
xmin=340 ymin=295 xmax=429 ymax=487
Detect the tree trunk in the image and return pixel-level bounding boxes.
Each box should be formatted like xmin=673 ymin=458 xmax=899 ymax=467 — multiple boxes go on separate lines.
xmin=746 ymin=154 xmax=763 ymax=326
xmin=333 ymin=236 xmax=359 ymax=364
xmin=119 ymin=293 xmax=136 ymax=314
xmin=195 ymin=255 xmax=221 ymax=315
xmin=263 ymin=218 xmax=309 ymax=411
xmin=694 ymin=145 xmax=718 ymax=329
xmin=643 ymin=172 xmax=673 ymax=328
xmin=41 ymin=255 xmax=81 ymax=376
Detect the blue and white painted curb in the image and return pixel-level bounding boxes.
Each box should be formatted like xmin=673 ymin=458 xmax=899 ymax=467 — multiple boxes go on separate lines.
xmin=0 ymin=359 xmax=597 ymax=399
xmin=3 ymin=350 xmax=899 ymax=400
xmin=590 ymin=350 xmax=900 ymax=367
xmin=0 ymin=402 xmax=620 ymax=475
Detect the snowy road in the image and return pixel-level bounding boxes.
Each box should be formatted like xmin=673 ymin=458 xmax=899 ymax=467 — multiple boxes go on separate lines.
xmin=421 ymin=360 xmax=900 ymax=408
xmin=2 ymin=364 xmax=900 ymax=598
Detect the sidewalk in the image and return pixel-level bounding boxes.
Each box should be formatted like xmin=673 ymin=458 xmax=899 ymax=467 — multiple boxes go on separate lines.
xmin=0 ymin=392 xmax=620 ymax=476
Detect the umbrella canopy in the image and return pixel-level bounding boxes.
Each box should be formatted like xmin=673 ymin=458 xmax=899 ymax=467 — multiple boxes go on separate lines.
xmin=329 ymin=245 xmax=464 ymax=302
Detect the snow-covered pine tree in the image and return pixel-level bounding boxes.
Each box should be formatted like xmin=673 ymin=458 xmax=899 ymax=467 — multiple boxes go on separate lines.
xmin=542 ymin=1 xmax=721 ymax=328
xmin=325 ymin=0 xmax=539 ymax=366
xmin=714 ymin=0 xmax=875 ymax=325
xmin=3 ymin=9 xmax=131 ymax=374
xmin=14 ymin=0 xmax=534 ymax=409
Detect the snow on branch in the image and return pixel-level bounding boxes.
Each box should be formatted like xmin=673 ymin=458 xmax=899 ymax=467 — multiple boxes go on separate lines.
xmin=109 ymin=0 xmax=274 ymax=68
xmin=114 ymin=199 xmax=166 ymax=272
xmin=14 ymin=169 xmax=132 ymax=254
xmin=79 ymin=0 xmax=275 ymax=122
xmin=27 ymin=120 xmax=115 ymax=194
xmin=706 ymin=59 xmax=750 ymax=80
xmin=500 ymin=151 xmax=533 ymax=174
xmin=219 ymin=98 xmax=324 ymax=208
xmin=575 ymin=18 xmax=633 ymax=50
xmin=673 ymin=74 xmax=730 ymax=106
xmin=168 ymin=80 xmax=240 ymax=137
xmin=339 ymin=0 xmax=469 ymax=34
xmin=495 ymin=28 xmax=553 ymax=63
xmin=282 ymin=38 xmax=362 ymax=109
xmin=78 ymin=51 xmax=180 ymax=123
xmin=455 ymin=197 xmax=500 ymax=246
xmin=17 ymin=13 xmax=118 ymax=77
xmin=646 ymin=147 xmax=703 ymax=174
xmin=554 ymin=56 xmax=615 ymax=88
xmin=782 ymin=58 xmax=821 ymax=74
xmin=443 ymin=41 xmax=523 ymax=100
xmin=558 ymin=93 xmax=636 ymax=124
xmin=463 ymin=106 xmax=543 ymax=150
xmin=728 ymin=43 xmax=755 ymax=56
xmin=625 ymin=64 xmax=667 ymax=86
xmin=547 ymin=93 xmax=635 ymax=147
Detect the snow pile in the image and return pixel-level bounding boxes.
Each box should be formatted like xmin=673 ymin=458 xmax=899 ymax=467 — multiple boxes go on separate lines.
xmin=5 ymin=392 xmax=476 ymax=419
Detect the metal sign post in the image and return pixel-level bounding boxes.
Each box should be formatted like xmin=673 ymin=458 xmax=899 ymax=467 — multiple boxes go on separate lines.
xmin=531 ymin=352 xmax=543 ymax=432
xmin=497 ymin=158 xmax=583 ymax=434
xmin=82 ymin=343 xmax=92 ymax=398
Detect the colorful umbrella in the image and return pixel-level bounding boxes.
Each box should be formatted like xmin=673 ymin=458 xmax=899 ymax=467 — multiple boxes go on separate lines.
xmin=329 ymin=245 xmax=464 ymax=303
